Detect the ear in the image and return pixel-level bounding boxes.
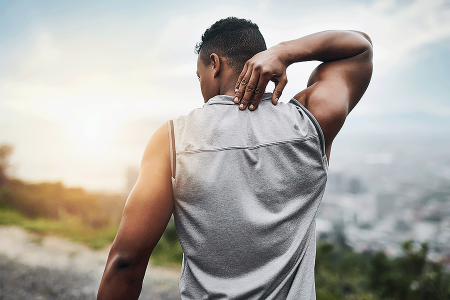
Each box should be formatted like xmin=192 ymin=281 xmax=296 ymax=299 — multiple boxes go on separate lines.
xmin=210 ymin=53 xmax=221 ymax=78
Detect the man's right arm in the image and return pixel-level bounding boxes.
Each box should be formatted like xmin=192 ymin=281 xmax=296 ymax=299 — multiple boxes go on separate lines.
xmin=97 ymin=123 xmax=174 ymax=300
xmin=234 ymin=30 xmax=373 ymax=160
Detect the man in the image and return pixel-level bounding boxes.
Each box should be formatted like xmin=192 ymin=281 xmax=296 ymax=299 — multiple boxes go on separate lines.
xmin=97 ymin=17 xmax=372 ymax=299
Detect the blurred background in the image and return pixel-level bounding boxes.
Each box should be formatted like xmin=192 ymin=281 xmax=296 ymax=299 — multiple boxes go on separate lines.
xmin=0 ymin=0 xmax=449 ymax=299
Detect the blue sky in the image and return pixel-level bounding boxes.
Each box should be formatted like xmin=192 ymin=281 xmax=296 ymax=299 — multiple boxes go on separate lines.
xmin=0 ymin=0 xmax=449 ymax=191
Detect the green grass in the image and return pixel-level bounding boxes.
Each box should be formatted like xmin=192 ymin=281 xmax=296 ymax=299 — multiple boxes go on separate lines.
xmin=0 ymin=208 xmax=184 ymax=265
xmin=0 ymin=208 xmax=118 ymax=249
xmin=150 ymin=219 xmax=183 ymax=266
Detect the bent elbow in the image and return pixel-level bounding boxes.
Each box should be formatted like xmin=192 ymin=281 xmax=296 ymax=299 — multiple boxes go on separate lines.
xmin=361 ymin=32 xmax=373 ymax=46
xmin=356 ymin=32 xmax=373 ymax=62
xmin=353 ymin=31 xmax=373 ymax=46
xmin=113 ymin=255 xmax=134 ymax=272
xmin=349 ymin=31 xmax=373 ymax=59
xmin=97 ymin=252 xmax=145 ymax=300
xmin=110 ymin=251 xmax=144 ymax=275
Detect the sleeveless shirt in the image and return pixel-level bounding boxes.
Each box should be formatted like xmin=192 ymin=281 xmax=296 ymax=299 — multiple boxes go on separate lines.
xmin=168 ymin=93 xmax=328 ymax=299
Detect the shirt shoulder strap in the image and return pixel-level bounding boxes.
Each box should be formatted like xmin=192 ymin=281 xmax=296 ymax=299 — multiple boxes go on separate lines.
xmin=289 ymin=98 xmax=326 ymax=157
xmin=167 ymin=120 xmax=176 ymax=179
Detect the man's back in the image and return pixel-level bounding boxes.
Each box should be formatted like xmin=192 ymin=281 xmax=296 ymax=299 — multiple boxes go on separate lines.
xmin=97 ymin=18 xmax=372 ymax=300
xmin=171 ymin=93 xmax=327 ymax=299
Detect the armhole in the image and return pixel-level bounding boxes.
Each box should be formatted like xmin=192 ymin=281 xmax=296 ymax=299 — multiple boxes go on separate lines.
xmin=167 ymin=120 xmax=176 ymax=179
xmin=289 ymin=98 xmax=326 ymax=158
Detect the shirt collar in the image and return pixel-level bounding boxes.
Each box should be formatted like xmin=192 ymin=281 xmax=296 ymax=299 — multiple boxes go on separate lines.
xmin=204 ymin=93 xmax=273 ymax=106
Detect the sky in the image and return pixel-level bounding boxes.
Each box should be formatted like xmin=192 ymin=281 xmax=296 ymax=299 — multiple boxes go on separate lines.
xmin=0 ymin=0 xmax=449 ymax=192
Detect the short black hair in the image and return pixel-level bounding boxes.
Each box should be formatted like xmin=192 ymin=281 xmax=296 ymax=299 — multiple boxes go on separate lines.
xmin=195 ymin=17 xmax=267 ymax=73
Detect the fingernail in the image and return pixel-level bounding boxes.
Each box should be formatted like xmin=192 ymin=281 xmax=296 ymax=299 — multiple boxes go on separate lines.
xmin=234 ymin=97 xmax=239 ymax=103
xmin=275 ymin=98 xmax=279 ymax=104
xmin=239 ymin=104 xmax=244 ymax=109
xmin=249 ymin=104 xmax=254 ymax=110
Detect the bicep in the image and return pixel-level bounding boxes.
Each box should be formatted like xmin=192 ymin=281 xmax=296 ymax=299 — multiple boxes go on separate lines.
xmin=112 ymin=123 xmax=174 ymax=263
xmin=307 ymin=48 xmax=373 ymax=111
xmin=295 ymin=48 xmax=373 ymax=151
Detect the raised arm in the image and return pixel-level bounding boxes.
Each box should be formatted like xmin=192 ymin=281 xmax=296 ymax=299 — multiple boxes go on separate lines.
xmin=234 ymin=30 xmax=373 ymax=160
xmin=97 ymin=124 xmax=174 ymax=300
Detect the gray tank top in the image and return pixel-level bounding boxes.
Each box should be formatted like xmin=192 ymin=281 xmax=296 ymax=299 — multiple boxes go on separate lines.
xmin=168 ymin=93 xmax=328 ymax=299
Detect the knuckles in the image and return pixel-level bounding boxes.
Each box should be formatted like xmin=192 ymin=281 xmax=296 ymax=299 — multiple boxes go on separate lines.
xmin=261 ymin=68 xmax=271 ymax=76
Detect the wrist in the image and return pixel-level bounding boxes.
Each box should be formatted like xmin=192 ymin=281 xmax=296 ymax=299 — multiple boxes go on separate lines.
xmin=272 ymin=42 xmax=291 ymax=67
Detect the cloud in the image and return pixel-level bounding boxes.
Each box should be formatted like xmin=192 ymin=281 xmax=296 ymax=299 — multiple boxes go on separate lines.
xmin=258 ymin=0 xmax=450 ymax=73
xmin=2 ymin=0 xmax=448 ymax=125
xmin=25 ymin=31 xmax=62 ymax=68
xmin=363 ymin=0 xmax=450 ymax=70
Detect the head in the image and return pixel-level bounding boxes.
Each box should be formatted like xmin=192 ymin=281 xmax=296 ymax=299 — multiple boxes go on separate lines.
xmin=195 ymin=17 xmax=267 ymax=101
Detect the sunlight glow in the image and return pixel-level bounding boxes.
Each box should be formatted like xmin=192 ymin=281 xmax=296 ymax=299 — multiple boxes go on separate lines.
xmin=69 ymin=113 xmax=114 ymax=155
xmin=1 ymin=0 xmax=449 ymax=191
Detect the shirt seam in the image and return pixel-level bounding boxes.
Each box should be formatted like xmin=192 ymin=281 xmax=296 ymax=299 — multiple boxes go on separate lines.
xmin=176 ymin=135 xmax=318 ymax=155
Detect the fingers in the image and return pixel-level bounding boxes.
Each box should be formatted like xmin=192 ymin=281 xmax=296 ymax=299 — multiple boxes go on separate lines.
xmin=272 ymin=74 xmax=288 ymax=105
xmin=249 ymin=76 xmax=270 ymax=110
xmin=239 ymin=69 xmax=260 ymax=110
xmin=235 ymin=61 xmax=268 ymax=110
xmin=234 ymin=63 xmax=249 ymax=104
xmin=235 ymin=61 xmax=286 ymax=110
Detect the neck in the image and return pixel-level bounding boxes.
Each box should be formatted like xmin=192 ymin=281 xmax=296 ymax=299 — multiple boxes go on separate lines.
xmin=219 ymin=73 xmax=239 ymax=97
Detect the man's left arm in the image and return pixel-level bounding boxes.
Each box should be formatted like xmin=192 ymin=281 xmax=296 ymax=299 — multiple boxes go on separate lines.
xmin=97 ymin=123 xmax=174 ymax=300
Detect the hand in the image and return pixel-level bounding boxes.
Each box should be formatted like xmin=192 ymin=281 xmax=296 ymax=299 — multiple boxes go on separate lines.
xmin=234 ymin=45 xmax=289 ymax=110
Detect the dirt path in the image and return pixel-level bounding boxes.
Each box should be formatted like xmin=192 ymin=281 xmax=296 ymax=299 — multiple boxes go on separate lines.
xmin=0 ymin=225 xmax=181 ymax=300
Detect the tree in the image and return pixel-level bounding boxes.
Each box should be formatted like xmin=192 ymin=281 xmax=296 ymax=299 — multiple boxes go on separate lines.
xmin=0 ymin=144 xmax=13 ymax=186
xmin=369 ymin=241 xmax=450 ymax=300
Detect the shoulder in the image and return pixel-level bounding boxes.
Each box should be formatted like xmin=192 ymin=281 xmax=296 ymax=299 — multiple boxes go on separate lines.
xmin=293 ymin=85 xmax=347 ymax=160
xmin=141 ymin=123 xmax=171 ymax=171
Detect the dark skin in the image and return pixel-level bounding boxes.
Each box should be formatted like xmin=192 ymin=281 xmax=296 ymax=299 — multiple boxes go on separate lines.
xmin=97 ymin=30 xmax=372 ymax=299
xmin=97 ymin=124 xmax=174 ymax=300
xmin=234 ymin=30 xmax=373 ymax=160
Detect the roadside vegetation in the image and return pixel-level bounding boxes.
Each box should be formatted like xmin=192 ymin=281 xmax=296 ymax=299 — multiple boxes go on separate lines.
xmin=1 ymin=144 xmax=449 ymax=298
xmin=315 ymin=240 xmax=450 ymax=299
xmin=0 ymin=144 xmax=182 ymax=264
